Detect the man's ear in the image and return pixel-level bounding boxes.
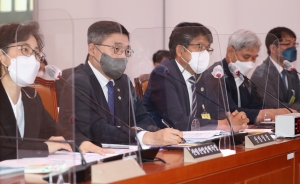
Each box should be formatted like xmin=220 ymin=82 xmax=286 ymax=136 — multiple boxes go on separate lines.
xmin=269 ymin=44 xmax=277 ymax=55
xmin=88 ymin=43 xmax=95 ymax=56
xmin=176 ymin=45 xmax=184 ymax=58
xmin=227 ymin=46 xmax=235 ymax=58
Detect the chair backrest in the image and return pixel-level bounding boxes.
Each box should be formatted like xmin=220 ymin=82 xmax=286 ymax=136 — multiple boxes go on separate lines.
xmin=134 ymin=78 xmax=143 ymax=99
xmin=30 ymin=77 xmax=58 ymax=121
xmin=134 ymin=78 xmax=148 ymax=99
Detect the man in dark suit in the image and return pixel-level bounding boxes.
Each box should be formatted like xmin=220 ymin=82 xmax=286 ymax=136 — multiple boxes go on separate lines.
xmin=206 ymin=29 xmax=291 ymax=124
xmin=59 ymin=21 xmax=182 ymax=147
xmin=142 ymin=22 xmax=249 ymax=132
xmin=251 ymin=27 xmax=300 ymax=111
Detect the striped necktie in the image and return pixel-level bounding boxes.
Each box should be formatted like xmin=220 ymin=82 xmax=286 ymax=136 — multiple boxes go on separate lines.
xmin=188 ymin=75 xmax=197 ymax=117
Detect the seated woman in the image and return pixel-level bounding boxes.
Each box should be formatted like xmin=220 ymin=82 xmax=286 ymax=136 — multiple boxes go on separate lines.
xmin=0 ymin=22 xmax=111 ymax=161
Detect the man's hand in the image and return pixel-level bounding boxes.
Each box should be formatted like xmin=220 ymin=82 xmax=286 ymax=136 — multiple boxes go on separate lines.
xmin=256 ymin=108 xmax=298 ymax=122
xmin=142 ymin=128 xmax=183 ymax=146
xmin=79 ymin=141 xmax=114 ymax=155
xmin=218 ymin=110 xmax=249 ymax=132
xmin=45 ymin=136 xmax=73 ymax=154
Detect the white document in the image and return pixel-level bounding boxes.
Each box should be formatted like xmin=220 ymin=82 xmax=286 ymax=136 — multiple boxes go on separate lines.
xmin=182 ymin=130 xmax=230 ymax=143
xmin=0 ymin=148 xmax=137 ymax=168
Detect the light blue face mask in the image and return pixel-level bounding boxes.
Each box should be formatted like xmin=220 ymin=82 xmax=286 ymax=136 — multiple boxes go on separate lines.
xmin=282 ymin=46 xmax=297 ymax=62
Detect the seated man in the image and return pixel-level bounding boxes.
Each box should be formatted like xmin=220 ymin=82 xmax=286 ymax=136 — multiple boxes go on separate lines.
xmin=251 ymin=27 xmax=300 ymax=111
xmin=59 ymin=21 xmax=182 ymax=147
xmin=206 ymin=29 xmax=291 ymax=124
xmin=142 ymin=22 xmax=249 ymax=131
xmin=138 ymin=50 xmax=171 ymax=83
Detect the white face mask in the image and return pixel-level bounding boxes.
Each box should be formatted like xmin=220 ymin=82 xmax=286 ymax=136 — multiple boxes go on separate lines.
xmin=181 ymin=46 xmax=210 ymax=74
xmin=2 ymin=51 xmax=40 ymax=87
xmin=233 ymin=50 xmax=254 ymax=76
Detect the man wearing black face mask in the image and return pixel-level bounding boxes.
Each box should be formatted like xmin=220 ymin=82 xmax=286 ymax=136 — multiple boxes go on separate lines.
xmin=59 ymin=21 xmax=183 ymax=147
xmin=251 ymin=27 xmax=300 ymax=111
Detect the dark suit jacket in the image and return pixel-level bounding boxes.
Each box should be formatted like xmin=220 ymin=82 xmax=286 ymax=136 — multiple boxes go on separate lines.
xmin=142 ymin=58 xmax=223 ymax=131
xmin=220 ymin=59 xmax=261 ymax=123
xmin=0 ymin=82 xmax=77 ymax=161
xmin=251 ymin=57 xmax=300 ymax=111
xmin=59 ymin=62 xmax=158 ymax=145
xmin=55 ymin=67 xmax=76 ymax=107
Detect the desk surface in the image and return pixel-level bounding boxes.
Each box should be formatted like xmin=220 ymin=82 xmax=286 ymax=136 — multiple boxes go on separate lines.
xmin=2 ymin=138 xmax=300 ymax=184
xmin=115 ymin=138 xmax=300 ymax=184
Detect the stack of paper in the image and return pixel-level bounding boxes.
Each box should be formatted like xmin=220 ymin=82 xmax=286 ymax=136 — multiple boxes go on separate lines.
xmin=183 ymin=130 xmax=230 ymax=143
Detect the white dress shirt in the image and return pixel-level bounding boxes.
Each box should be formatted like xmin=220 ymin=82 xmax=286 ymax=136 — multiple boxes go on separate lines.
xmin=7 ymin=92 xmax=24 ymax=138
xmin=88 ymin=61 xmax=148 ymax=147
xmin=175 ymin=60 xmax=193 ymax=113
xmin=270 ymin=56 xmax=288 ymax=89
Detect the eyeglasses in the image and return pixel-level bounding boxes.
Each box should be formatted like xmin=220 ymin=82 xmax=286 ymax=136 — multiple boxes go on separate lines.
xmin=95 ymin=44 xmax=134 ymax=57
xmin=4 ymin=44 xmax=46 ymax=62
xmin=279 ymin=42 xmax=299 ymax=48
xmin=188 ymin=44 xmax=214 ymax=54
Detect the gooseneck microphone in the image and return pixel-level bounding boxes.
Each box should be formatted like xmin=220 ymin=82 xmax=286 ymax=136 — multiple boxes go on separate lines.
xmin=211 ymin=65 xmax=235 ymax=149
xmin=283 ymin=60 xmax=300 ymax=74
xmin=228 ymin=63 xmax=293 ymax=113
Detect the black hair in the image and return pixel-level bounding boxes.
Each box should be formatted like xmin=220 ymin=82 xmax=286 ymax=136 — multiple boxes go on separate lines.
xmin=87 ymin=21 xmax=129 ymax=44
xmin=169 ymin=22 xmax=212 ymax=58
xmin=266 ymin=27 xmax=296 ymax=55
xmin=0 ymin=21 xmax=44 ymax=76
xmin=152 ymin=50 xmax=170 ymax=64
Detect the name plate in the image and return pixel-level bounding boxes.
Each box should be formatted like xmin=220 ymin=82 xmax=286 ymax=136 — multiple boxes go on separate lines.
xmin=184 ymin=143 xmax=222 ymax=163
xmin=245 ymin=133 xmax=274 ymax=149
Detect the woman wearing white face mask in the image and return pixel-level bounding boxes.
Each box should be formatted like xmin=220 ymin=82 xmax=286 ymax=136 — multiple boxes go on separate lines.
xmin=0 ymin=22 xmax=112 ymax=161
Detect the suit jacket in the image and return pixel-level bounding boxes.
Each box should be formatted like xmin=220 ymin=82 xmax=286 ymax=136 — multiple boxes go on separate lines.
xmin=220 ymin=59 xmax=261 ymax=123
xmin=59 ymin=62 xmax=158 ymax=145
xmin=0 ymin=82 xmax=76 ymax=161
xmin=55 ymin=66 xmax=78 ymax=107
xmin=251 ymin=57 xmax=300 ymax=111
xmin=142 ymin=58 xmax=223 ymax=131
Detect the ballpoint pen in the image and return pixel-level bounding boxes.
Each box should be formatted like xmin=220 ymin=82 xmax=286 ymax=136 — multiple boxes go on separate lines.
xmin=161 ymin=119 xmax=186 ymax=143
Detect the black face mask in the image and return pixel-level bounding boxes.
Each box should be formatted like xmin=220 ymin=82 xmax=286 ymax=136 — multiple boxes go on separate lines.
xmin=93 ymin=52 xmax=127 ymax=80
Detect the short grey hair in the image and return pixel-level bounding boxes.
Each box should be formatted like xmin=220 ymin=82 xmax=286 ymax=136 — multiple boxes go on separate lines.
xmin=228 ymin=29 xmax=261 ymax=51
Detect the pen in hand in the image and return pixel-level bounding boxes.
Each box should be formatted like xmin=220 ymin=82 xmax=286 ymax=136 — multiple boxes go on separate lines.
xmin=161 ymin=119 xmax=186 ymax=143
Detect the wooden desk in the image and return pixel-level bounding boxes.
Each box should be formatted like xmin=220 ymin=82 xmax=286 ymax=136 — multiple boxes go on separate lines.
xmin=2 ymin=138 xmax=300 ymax=184
xmin=115 ymin=138 xmax=300 ymax=184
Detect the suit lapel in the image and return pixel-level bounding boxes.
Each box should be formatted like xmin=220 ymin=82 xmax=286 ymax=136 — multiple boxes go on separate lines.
xmin=0 ymin=82 xmax=20 ymax=140
xmin=266 ymin=59 xmax=288 ymax=101
xmin=169 ymin=59 xmax=191 ymax=113
xmin=114 ymin=77 xmax=129 ymax=126
xmin=22 ymin=89 xmax=39 ymax=139
xmin=83 ymin=63 xmax=113 ymax=125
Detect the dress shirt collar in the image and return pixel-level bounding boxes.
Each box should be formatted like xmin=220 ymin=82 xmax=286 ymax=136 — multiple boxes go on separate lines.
xmin=175 ymin=59 xmax=193 ymax=82
xmin=269 ymin=56 xmax=283 ymax=73
xmin=88 ymin=60 xmax=115 ymax=87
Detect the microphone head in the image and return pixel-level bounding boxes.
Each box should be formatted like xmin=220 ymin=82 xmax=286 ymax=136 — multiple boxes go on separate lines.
xmin=283 ymin=60 xmax=295 ymax=71
xmin=211 ymin=65 xmax=224 ymax=78
xmin=45 ymin=65 xmax=62 ymax=80
xmin=228 ymin=63 xmax=240 ymax=76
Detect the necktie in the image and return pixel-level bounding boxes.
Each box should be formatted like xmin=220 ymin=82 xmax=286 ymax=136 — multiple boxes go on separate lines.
xmin=107 ymin=81 xmax=114 ymax=123
xmin=188 ymin=75 xmax=197 ymax=117
xmin=281 ymin=70 xmax=287 ymax=89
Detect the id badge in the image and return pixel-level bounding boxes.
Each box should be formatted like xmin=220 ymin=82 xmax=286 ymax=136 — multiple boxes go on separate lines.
xmin=201 ymin=112 xmax=211 ymax=120
xmin=289 ymin=89 xmax=296 ymax=105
